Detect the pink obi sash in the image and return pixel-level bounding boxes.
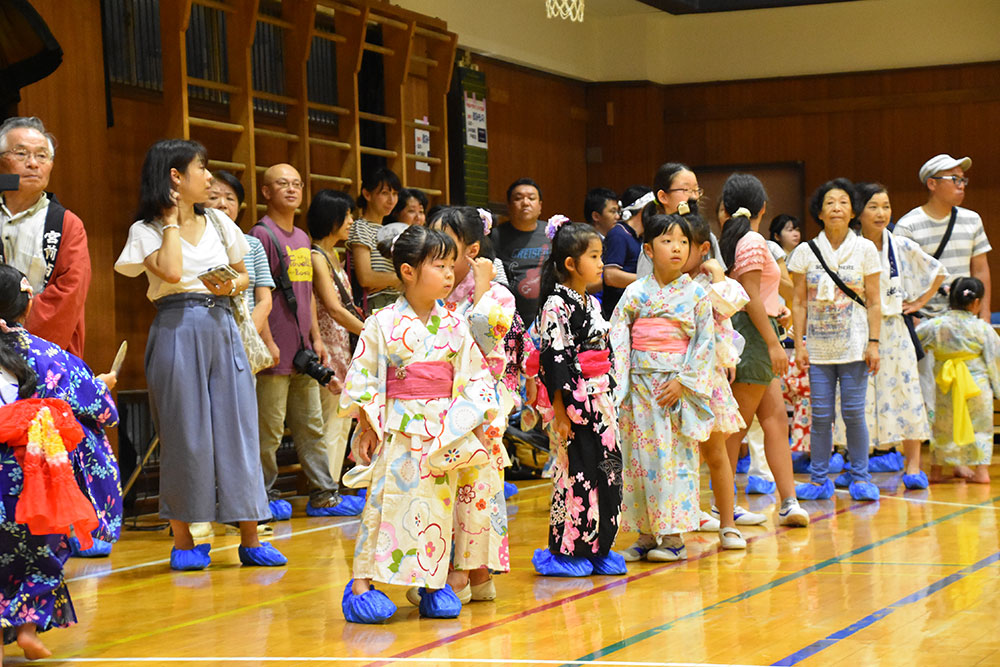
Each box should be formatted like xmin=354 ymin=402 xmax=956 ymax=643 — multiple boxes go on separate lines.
xmin=578 ymin=349 xmax=611 ymax=379
xmin=631 ymin=318 xmax=690 ymax=353
xmin=386 ymin=361 xmax=454 ymax=400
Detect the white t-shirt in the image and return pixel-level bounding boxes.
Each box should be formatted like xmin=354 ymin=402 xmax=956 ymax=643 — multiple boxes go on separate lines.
xmin=786 ymin=231 xmax=880 ymax=364
xmin=894 ymin=205 xmax=990 ymax=315
xmin=115 ymin=208 xmax=249 ymax=302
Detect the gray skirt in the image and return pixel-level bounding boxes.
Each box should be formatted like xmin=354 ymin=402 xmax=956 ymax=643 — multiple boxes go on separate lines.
xmin=145 ymin=293 xmax=270 ymax=523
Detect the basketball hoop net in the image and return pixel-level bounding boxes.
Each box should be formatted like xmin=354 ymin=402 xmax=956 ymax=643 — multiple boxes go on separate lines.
xmin=546 ymin=0 xmax=584 ymax=22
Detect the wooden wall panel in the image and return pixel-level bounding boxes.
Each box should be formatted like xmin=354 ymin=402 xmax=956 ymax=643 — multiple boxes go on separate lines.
xmin=16 ymin=0 xmax=122 ymax=374
xmin=586 ymin=61 xmax=1000 ymax=307
xmin=471 ymin=56 xmax=587 ymax=221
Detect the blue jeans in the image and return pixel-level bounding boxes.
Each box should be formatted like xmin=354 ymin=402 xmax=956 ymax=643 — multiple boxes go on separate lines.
xmin=808 ymin=361 xmax=871 ymax=484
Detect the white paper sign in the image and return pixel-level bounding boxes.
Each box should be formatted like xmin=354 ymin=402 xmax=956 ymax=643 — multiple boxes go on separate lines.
xmin=414 ymin=116 xmax=431 ymax=172
xmin=464 ymin=92 xmax=487 ymax=149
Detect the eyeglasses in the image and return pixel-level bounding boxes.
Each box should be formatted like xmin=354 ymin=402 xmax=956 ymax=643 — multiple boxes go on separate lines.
xmin=667 ymin=187 xmax=704 ymax=198
xmin=272 ymin=179 xmax=304 ymax=190
xmin=930 ymin=176 xmax=969 ymax=187
xmin=1 ymin=149 xmax=53 ymax=164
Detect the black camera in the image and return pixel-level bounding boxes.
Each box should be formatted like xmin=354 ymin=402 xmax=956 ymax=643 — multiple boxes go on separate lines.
xmin=292 ymin=348 xmax=336 ymax=386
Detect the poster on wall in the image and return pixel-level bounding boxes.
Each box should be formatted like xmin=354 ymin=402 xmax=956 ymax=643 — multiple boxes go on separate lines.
xmin=464 ymin=92 xmax=487 ymax=149
xmin=414 ymin=116 xmax=431 ymax=172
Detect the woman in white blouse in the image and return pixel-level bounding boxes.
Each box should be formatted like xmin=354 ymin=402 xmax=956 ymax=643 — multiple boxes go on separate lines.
xmin=115 ymin=139 xmax=285 ymax=570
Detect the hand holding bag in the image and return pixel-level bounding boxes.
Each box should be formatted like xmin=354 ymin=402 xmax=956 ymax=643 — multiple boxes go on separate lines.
xmin=205 ymin=211 xmax=274 ymax=373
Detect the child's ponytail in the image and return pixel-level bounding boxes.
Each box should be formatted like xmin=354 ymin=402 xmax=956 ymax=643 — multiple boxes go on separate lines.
xmin=948 ymin=276 xmax=985 ymax=311
xmin=718 ymin=172 xmax=767 ymax=271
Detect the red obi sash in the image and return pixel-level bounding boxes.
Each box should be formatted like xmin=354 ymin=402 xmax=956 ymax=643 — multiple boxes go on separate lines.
xmin=0 ymin=398 xmax=99 ymax=549
xmin=578 ymin=349 xmax=611 ymax=378
xmin=386 ymin=361 xmax=454 ymax=400
xmin=631 ymin=317 xmax=690 ymax=353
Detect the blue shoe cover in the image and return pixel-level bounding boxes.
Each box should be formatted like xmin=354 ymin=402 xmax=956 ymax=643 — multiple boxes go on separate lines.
xmin=357 ymin=488 xmax=367 ymax=498
xmin=269 ymin=499 xmax=293 ymax=521
xmin=735 ymin=455 xmax=751 ymax=474
xmin=238 ymin=542 xmax=288 ymax=566
xmin=849 ymin=480 xmax=880 ymax=501
xmin=532 ymin=548 xmax=595 ymax=577
xmin=791 ymin=452 xmax=811 ymax=474
xmin=795 ymin=478 xmax=834 ymax=500
xmin=902 ymin=470 xmax=929 ymax=490
xmin=306 ymin=498 xmax=362 ymax=517
xmin=340 ymin=494 xmax=367 ymax=515
xmin=746 ymin=475 xmax=776 ymax=495
xmin=503 ymin=481 xmax=519 ymax=499
xmin=418 ymin=584 xmax=462 ymax=619
xmin=828 ymin=453 xmax=845 ymax=474
xmin=869 ymin=451 xmax=904 ymax=473
xmin=834 ymin=471 xmax=852 ymax=488
xmin=342 ymin=580 xmax=396 ymax=624
xmin=170 ymin=543 xmax=211 ymax=571
xmin=70 ymin=537 xmax=113 ymax=558
xmin=589 ymin=551 xmax=627 ymax=575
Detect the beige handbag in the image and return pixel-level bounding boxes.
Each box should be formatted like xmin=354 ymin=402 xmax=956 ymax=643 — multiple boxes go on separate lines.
xmin=205 ymin=210 xmax=274 ymax=374
xmin=231 ymin=291 xmax=274 ymax=374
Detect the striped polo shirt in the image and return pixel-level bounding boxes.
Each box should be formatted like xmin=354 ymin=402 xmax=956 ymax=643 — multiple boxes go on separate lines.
xmin=894 ymin=205 xmax=990 ymax=315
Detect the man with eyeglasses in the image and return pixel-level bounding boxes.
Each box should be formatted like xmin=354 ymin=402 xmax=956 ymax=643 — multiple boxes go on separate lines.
xmin=0 ymin=116 xmax=90 ymax=357
xmin=249 ymin=163 xmax=363 ymax=521
xmin=895 ymin=154 xmax=990 ymax=320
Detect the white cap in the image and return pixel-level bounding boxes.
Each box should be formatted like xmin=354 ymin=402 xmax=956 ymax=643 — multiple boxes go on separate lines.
xmin=919 ymin=154 xmax=972 ymax=184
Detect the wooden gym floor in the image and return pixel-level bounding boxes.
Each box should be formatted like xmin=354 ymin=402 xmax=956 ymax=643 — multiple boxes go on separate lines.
xmin=9 ymin=462 xmax=1000 ymax=666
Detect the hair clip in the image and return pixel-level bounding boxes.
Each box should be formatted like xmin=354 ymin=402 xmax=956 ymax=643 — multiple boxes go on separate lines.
xmin=545 ymin=214 xmax=571 ymax=240
xmin=732 ymin=207 xmax=752 ymax=219
xmin=963 ymin=288 xmax=975 ymax=297
xmin=477 ymin=208 xmax=493 ymax=236
xmin=19 ymin=277 xmax=33 ymax=297
xmin=677 ymin=201 xmax=691 ymax=215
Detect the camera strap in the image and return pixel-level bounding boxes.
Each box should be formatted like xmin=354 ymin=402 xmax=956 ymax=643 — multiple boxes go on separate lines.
xmin=254 ymin=221 xmax=308 ymax=350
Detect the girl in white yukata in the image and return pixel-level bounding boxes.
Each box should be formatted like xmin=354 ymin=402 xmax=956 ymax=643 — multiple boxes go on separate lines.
xmin=916 ymin=277 xmax=1000 ymax=485
xmin=339 ymin=225 xmax=501 ymax=624
xmin=833 ymin=183 xmax=946 ymax=490
xmin=679 ymin=211 xmax=748 ymax=550
xmin=418 ymin=205 xmax=519 ymax=603
xmin=610 ymin=214 xmax=717 ymax=563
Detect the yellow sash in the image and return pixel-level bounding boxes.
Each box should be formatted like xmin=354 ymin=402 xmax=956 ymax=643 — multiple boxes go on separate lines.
xmin=935 ymin=352 xmax=981 ymax=446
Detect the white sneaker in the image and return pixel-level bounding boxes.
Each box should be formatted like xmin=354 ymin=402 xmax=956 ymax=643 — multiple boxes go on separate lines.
xmin=778 ymin=498 xmax=810 ymax=527
xmin=711 ymin=505 xmax=767 ymax=526
xmin=189 ymin=522 xmax=213 ymax=538
xmin=647 ymin=536 xmax=687 ymax=562
xmin=621 ymin=537 xmax=657 ymax=562
xmin=719 ymin=526 xmax=747 ymax=550
xmin=697 ymin=510 xmax=721 ymax=532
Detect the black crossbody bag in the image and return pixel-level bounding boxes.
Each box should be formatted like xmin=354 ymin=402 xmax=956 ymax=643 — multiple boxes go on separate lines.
xmin=807 ymin=240 xmax=867 ymax=308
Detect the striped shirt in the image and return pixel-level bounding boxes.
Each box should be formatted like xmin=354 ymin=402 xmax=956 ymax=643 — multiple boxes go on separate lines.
xmin=894 ymin=205 xmax=990 ymax=315
xmin=244 ymin=234 xmax=275 ymax=312
xmin=346 ymin=217 xmax=400 ymax=302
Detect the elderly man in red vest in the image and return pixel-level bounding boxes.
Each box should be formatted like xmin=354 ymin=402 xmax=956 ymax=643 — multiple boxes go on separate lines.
xmin=0 ymin=116 xmax=90 ymax=357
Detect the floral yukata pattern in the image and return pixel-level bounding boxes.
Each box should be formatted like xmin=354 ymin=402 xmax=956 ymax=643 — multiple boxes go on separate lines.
xmin=610 ymin=274 xmax=716 ymax=536
xmin=443 ymin=270 xmax=517 ymax=572
xmin=340 ymin=298 xmax=500 ymax=588
xmin=917 ymin=310 xmax=1000 ymax=467
xmin=537 ymin=284 xmax=622 ymax=558
xmin=1 ymin=330 xmax=121 ymax=645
